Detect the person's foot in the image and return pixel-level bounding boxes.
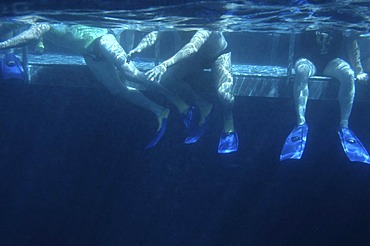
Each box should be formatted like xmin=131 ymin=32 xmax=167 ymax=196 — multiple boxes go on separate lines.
xmin=218 ymin=131 xmax=239 ymax=154
xmin=184 ymin=115 xmax=210 ymax=144
xmin=183 ymin=103 xmax=213 ymax=144
xmin=2 ymin=53 xmax=25 ymax=81
xmin=280 ymin=123 xmax=308 ymax=161
xmin=338 ymin=127 xmax=370 ymax=164
xmin=180 ymin=106 xmax=198 ymax=130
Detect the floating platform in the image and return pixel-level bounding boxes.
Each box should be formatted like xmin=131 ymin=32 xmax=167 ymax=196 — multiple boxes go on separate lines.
xmin=3 ymin=53 xmax=370 ymax=102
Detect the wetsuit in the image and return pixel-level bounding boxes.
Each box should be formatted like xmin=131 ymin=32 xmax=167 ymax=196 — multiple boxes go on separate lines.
xmin=357 ymin=35 xmax=370 ymax=73
xmin=294 ymin=30 xmax=347 ymax=74
xmin=161 ymin=31 xmax=228 ymax=82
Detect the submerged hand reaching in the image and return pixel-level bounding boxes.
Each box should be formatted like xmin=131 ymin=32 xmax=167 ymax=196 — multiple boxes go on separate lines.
xmin=356 ymin=72 xmax=368 ymax=82
xmin=145 ymin=64 xmax=167 ymax=83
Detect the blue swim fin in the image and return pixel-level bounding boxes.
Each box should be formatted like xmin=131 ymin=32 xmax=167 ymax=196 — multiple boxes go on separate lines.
xmin=338 ymin=127 xmax=370 ymax=164
xmin=145 ymin=118 xmax=167 ymax=149
xmin=280 ymin=123 xmax=308 ymax=161
xmin=1 ymin=53 xmax=25 ymax=81
xmin=218 ymin=131 xmax=239 ymax=154
xmin=184 ymin=115 xmax=209 ymax=144
xmin=180 ymin=106 xmax=198 ymax=130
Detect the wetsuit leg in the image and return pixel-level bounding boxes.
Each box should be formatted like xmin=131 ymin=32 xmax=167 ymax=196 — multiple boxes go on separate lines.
xmin=212 ymin=52 xmax=238 ymax=154
xmin=294 ymin=58 xmax=316 ymax=126
xmin=324 ymin=58 xmax=370 ymax=164
xmin=324 ymin=58 xmax=354 ymax=128
xmin=181 ymin=83 xmax=212 ymax=145
xmin=97 ymin=34 xmax=189 ymax=123
xmin=84 ymin=55 xmax=169 ymax=148
xmin=280 ymin=58 xmax=315 ymax=161
xmin=161 ymin=64 xmax=213 ymax=143
xmin=212 ymin=52 xmax=234 ymax=107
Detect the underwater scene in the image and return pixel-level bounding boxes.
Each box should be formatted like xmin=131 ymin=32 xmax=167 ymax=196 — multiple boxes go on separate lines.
xmin=1 ymin=0 xmax=370 ymax=245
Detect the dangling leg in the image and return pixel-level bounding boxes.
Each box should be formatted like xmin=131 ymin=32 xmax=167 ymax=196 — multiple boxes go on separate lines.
xmin=97 ymin=34 xmax=184 ymax=101
xmin=167 ymin=81 xmax=213 ymax=144
xmin=84 ymin=55 xmax=169 ymax=149
xmin=280 ymin=58 xmax=315 ymax=161
xmin=324 ymin=58 xmax=355 ymax=128
xmin=211 ymin=52 xmax=238 ymax=154
xmin=159 ymin=76 xmax=199 ymax=130
xmin=324 ymin=58 xmax=370 ymax=164
xmin=97 ymin=34 xmax=193 ymax=129
xmin=294 ymin=58 xmax=315 ymax=126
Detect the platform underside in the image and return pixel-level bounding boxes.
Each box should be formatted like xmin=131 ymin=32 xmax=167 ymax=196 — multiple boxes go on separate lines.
xmin=7 ymin=53 xmax=369 ymax=102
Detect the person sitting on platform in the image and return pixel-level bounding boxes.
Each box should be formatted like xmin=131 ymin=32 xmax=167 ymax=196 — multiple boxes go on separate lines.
xmin=128 ymin=30 xmax=238 ymax=154
xmin=0 ymin=22 xmax=195 ymax=148
xmin=348 ymin=32 xmax=370 ymax=81
xmin=280 ymin=30 xmax=370 ymax=164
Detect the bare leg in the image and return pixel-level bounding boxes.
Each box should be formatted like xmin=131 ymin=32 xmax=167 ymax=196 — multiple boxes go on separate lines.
xmin=293 ymin=58 xmax=316 ymax=126
xmin=323 ymin=58 xmax=355 ymax=128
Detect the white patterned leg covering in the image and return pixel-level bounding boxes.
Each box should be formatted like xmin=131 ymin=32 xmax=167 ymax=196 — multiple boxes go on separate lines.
xmin=294 ymin=58 xmax=316 ymax=126
xmin=212 ymin=52 xmax=234 ymax=107
xmin=324 ymin=58 xmax=355 ymax=128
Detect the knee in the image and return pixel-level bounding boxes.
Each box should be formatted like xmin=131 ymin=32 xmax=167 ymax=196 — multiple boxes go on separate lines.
xmin=326 ymin=58 xmax=355 ymax=83
xmin=294 ymin=58 xmax=316 ymax=77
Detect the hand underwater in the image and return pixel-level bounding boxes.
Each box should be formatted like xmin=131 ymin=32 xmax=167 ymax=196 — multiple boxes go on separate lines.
xmin=145 ymin=64 xmax=167 ymax=83
xmin=127 ymin=48 xmax=141 ymax=63
xmin=356 ymin=72 xmax=369 ymax=82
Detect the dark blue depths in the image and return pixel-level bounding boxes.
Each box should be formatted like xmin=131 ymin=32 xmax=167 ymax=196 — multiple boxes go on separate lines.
xmin=0 ymin=83 xmax=370 ymax=245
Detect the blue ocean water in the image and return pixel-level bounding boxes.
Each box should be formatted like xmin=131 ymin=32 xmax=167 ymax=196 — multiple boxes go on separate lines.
xmin=0 ymin=1 xmax=370 ymax=245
